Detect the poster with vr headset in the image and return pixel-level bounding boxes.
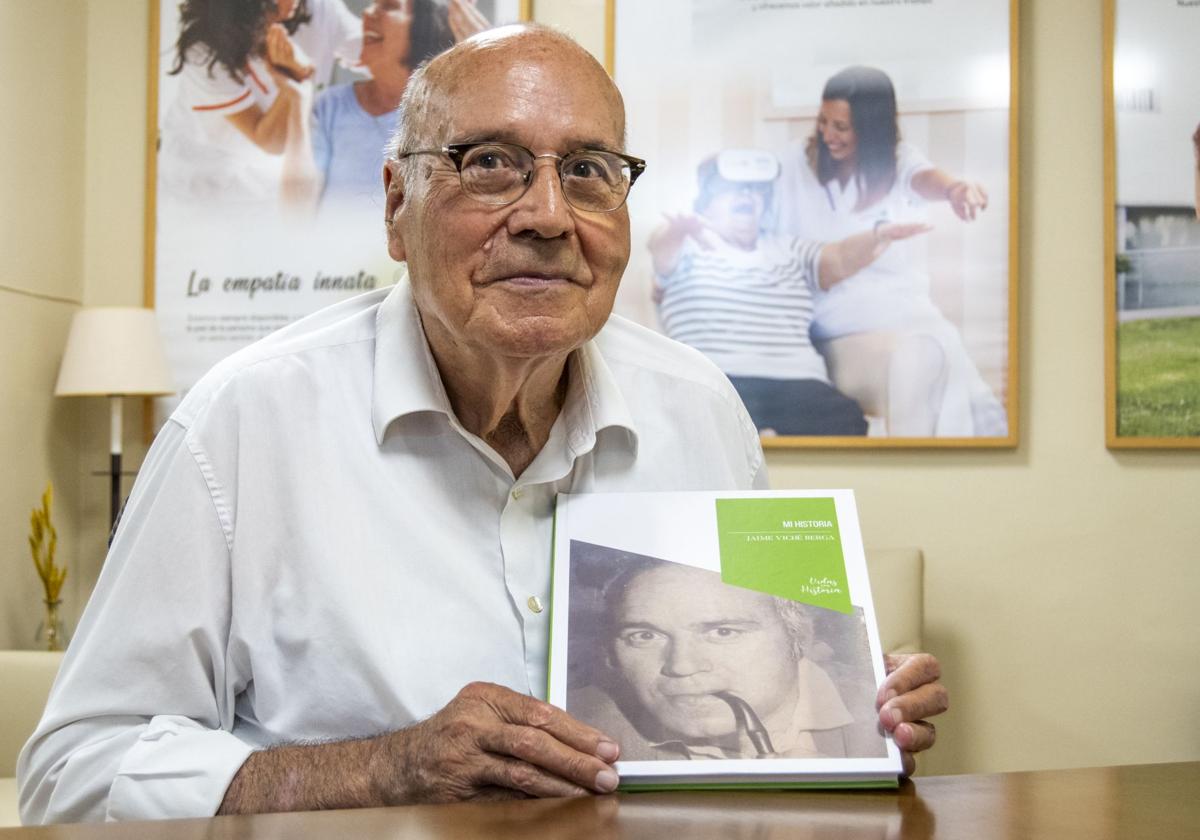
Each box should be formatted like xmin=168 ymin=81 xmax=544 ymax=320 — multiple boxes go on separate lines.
xmin=149 ymin=0 xmax=522 ymax=406
xmin=610 ymin=0 xmax=1016 ymax=447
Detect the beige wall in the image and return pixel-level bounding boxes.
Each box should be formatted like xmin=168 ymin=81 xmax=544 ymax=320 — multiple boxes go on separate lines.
xmin=0 ymin=1 xmax=153 ymax=649
xmin=0 ymin=2 xmax=88 ymax=648
xmin=2 ymin=0 xmax=1197 ymax=778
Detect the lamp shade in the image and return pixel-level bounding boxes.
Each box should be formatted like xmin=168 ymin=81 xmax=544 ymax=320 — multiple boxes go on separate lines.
xmin=55 ymin=307 xmax=175 ymax=397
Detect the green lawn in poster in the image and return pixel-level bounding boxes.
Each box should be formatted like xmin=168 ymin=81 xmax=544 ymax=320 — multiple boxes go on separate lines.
xmin=714 ymin=497 xmax=851 ymax=614
xmin=1116 ymin=316 xmax=1200 ymax=437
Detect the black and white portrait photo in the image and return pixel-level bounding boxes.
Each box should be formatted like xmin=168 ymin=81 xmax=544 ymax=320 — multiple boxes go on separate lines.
xmin=564 ymin=541 xmax=886 ymax=763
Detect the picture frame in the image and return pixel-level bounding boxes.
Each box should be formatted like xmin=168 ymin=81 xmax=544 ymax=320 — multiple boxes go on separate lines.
xmin=1103 ymin=0 xmax=1200 ymax=449
xmin=142 ymin=0 xmax=530 ymax=405
xmin=607 ymin=0 xmax=1019 ymax=449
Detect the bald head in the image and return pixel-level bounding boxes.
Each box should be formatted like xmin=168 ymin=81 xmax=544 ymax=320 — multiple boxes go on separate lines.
xmin=385 ymin=24 xmax=626 ymax=166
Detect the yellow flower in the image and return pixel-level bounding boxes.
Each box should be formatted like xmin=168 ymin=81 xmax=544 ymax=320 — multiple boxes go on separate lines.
xmin=29 ymin=483 xmax=66 ymax=603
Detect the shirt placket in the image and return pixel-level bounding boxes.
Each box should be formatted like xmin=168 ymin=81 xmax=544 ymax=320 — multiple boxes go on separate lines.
xmin=498 ymin=478 xmax=558 ymax=700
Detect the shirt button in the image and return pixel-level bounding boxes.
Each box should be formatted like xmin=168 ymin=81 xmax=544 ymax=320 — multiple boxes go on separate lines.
xmin=511 ymin=489 xmax=522 ymax=501
xmin=527 ymin=595 xmax=544 ymax=614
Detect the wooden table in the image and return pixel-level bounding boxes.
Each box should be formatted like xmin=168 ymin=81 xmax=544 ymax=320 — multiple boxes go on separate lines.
xmin=2 ymin=762 xmax=1196 ymax=838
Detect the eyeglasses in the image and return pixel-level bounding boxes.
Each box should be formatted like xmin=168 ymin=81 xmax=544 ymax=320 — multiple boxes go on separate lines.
xmin=397 ymin=142 xmax=647 ymax=213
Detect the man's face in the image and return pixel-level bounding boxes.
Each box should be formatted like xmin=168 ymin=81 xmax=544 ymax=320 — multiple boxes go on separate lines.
xmin=386 ymin=37 xmax=631 ymax=364
xmin=611 ymin=564 xmax=800 ymax=743
xmin=702 ymin=181 xmax=769 ymax=247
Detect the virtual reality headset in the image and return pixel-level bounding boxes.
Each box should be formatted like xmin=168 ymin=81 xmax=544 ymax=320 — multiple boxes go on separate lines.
xmin=713 ymin=149 xmax=781 ymax=183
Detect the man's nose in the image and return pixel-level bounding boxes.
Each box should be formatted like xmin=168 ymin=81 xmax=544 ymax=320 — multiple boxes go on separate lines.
xmin=506 ymin=159 xmax=575 ymax=239
xmin=660 ymin=638 xmax=710 ymax=677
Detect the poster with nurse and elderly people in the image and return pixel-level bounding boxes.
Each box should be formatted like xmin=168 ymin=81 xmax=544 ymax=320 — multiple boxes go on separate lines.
xmin=1106 ymin=0 xmax=1200 ymax=448
xmin=611 ymin=0 xmax=1017 ymax=446
xmin=150 ymin=0 xmax=521 ymax=407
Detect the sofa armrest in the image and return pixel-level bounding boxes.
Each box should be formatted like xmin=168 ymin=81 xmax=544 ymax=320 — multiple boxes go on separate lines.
xmin=864 ymin=548 xmax=924 ymax=655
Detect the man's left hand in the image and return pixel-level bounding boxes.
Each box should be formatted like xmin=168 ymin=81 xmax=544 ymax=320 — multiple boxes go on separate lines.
xmin=877 ymin=653 xmax=949 ymax=778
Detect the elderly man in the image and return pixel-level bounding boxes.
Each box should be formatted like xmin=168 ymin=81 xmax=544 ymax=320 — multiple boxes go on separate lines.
xmin=19 ymin=25 xmax=946 ymax=823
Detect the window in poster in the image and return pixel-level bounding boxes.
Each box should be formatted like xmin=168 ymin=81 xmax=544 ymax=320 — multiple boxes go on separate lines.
xmin=1105 ymin=0 xmax=1200 ymax=447
xmin=146 ymin=0 xmax=526 ymax=407
xmin=609 ymin=0 xmax=1017 ymax=447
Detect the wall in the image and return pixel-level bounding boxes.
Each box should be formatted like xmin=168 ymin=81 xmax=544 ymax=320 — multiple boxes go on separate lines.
xmin=0 ymin=0 xmax=153 ymax=650
xmin=3 ymin=0 xmax=1197 ymax=778
xmin=0 ymin=2 xmax=88 ymax=648
xmin=75 ymin=0 xmax=157 ymax=605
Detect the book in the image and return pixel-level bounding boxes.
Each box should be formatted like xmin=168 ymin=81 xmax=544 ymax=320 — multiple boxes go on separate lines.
xmin=548 ymin=489 xmax=902 ymax=790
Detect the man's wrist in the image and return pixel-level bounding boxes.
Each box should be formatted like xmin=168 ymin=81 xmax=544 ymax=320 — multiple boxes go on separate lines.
xmin=365 ymin=729 xmax=406 ymax=806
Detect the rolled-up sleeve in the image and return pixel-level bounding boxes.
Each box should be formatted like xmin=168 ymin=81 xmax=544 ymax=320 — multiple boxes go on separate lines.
xmin=17 ymin=419 xmax=253 ymax=823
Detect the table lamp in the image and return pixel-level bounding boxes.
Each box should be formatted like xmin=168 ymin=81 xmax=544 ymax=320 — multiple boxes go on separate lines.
xmin=55 ymin=307 xmax=175 ymax=531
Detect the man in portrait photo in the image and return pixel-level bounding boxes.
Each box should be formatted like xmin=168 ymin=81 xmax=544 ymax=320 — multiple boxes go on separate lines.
xmin=566 ymin=541 xmax=887 ymax=762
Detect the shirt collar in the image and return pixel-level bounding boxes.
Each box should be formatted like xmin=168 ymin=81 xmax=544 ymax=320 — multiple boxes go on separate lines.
xmin=371 ymin=277 xmax=640 ymax=454
xmin=372 ymin=278 xmax=454 ymax=444
xmin=556 ymin=337 xmax=639 ymax=461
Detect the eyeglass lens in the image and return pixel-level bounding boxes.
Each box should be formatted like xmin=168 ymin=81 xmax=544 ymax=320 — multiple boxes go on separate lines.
xmin=457 ymin=144 xmax=633 ymax=212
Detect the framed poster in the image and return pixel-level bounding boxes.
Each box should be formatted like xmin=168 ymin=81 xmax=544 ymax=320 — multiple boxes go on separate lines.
xmin=609 ymin=0 xmax=1018 ymax=448
xmin=144 ymin=0 xmax=527 ymax=405
xmin=1105 ymin=0 xmax=1200 ymax=449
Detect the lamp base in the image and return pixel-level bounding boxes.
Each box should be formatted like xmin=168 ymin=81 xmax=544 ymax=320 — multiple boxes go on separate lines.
xmin=110 ymin=451 xmax=122 ymax=535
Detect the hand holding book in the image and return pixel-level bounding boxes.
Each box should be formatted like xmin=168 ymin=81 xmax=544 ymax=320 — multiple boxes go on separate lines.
xmin=550 ymin=490 xmax=950 ymax=789
xmin=878 ymin=653 xmax=948 ymax=777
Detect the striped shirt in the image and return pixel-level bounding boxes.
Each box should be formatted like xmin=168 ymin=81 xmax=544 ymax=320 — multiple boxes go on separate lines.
xmin=656 ymin=234 xmax=831 ymax=382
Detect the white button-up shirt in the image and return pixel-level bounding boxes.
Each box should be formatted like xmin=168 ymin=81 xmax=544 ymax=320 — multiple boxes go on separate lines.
xmin=19 ymin=281 xmax=766 ymax=824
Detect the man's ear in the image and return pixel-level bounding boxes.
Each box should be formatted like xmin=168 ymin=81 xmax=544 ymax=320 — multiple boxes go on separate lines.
xmin=383 ymin=159 xmax=407 ymax=262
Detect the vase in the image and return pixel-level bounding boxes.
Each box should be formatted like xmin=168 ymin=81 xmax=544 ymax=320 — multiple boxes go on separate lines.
xmin=35 ymin=598 xmax=66 ymax=652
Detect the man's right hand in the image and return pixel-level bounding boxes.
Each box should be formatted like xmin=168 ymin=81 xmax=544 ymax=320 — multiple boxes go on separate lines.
xmin=220 ymin=682 xmax=620 ymax=814
xmin=373 ymin=682 xmax=621 ymax=802
xmin=647 ymin=213 xmax=717 ymax=277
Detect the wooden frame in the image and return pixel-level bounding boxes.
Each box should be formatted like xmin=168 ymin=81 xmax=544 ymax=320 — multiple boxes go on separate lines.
xmin=1103 ymin=0 xmax=1200 ymax=449
xmin=606 ymin=0 xmax=1019 ymax=449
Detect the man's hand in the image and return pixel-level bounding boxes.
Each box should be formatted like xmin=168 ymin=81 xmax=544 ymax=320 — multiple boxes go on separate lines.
xmin=373 ymin=682 xmax=621 ymax=803
xmin=661 ymin=212 xmax=719 ymax=251
xmin=877 ymin=653 xmax=949 ymax=778
xmin=647 ymin=212 xmax=719 ymax=277
xmin=219 ymin=682 xmax=620 ymax=815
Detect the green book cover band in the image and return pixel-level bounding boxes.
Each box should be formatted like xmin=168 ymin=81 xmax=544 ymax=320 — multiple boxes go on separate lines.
xmin=715 ymin=497 xmax=852 ymax=614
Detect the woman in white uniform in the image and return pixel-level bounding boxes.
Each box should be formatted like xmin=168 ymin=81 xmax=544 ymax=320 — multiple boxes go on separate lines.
xmin=777 ymin=66 xmax=1006 ymax=437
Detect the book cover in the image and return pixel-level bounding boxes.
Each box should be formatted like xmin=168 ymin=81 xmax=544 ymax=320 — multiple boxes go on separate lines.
xmin=548 ymin=489 xmax=902 ymax=789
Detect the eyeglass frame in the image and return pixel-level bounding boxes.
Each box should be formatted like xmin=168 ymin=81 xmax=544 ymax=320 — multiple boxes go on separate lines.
xmin=396 ymin=142 xmax=648 ymax=213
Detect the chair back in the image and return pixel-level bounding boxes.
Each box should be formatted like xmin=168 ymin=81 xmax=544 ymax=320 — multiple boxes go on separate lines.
xmin=0 ymin=650 xmax=65 ymax=777
xmin=864 ymin=548 xmax=925 ymax=655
